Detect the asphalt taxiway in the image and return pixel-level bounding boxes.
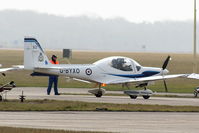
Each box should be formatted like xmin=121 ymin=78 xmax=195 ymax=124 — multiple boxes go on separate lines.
xmin=5 ymin=87 xmax=199 ymax=106
xmin=0 ymin=111 xmax=198 ymax=133
xmin=1 ymin=87 xmax=199 ymax=133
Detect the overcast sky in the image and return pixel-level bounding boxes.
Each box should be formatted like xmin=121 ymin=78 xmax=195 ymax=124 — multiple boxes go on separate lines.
xmin=0 ymin=0 xmax=197 ymax=23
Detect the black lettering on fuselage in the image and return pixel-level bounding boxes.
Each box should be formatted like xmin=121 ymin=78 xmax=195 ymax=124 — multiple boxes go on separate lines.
xmin=60 ymin=69 xmax=63 ymax=73
xmin=59 ymin=68 xmax=81 ymax=74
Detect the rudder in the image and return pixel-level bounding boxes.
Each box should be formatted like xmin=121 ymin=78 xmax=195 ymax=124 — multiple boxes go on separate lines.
xmin=24 ymin=37 xmax=50 ymax=70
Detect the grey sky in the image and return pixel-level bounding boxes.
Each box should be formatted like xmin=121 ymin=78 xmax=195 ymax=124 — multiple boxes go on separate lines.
xmin=0 ymin=0 xmax=196 ymax=23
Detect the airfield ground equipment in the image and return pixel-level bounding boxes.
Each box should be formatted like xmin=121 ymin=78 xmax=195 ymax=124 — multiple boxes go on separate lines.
xmin=19 ymin=91 xmax=26 ymax=102
xmin=63 ymin=49 xmax=72 ymax=58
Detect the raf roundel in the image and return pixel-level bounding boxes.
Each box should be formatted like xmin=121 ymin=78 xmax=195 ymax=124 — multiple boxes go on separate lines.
xmin=85 ymin=68 xmax=92 ymax=75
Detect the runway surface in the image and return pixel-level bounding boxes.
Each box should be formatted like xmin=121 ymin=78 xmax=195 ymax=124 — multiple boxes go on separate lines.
xmin=0 ymin=111 xmax=198 ymax=133
xmin=1 ymin=87 xmax=199 ymax=133
xmin=5 ymin=87 xmax=199 ymax=106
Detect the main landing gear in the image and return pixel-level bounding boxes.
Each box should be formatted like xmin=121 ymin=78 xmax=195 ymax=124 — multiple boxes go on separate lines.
xmin=88 ymin=84 xmax=106 ymax=98
xmin=88 ymin=83 xmax=153 ymax=99
xmin=124 ymin=84 xmax=153 ymax=99
xmin=124 ymin=89 xmax=153 ymax=99
xmin=124 ymin=86 xmax=153 ymax=99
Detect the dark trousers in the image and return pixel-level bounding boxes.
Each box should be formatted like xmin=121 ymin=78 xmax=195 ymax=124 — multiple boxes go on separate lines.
xmin=47 ymin=76 xmax=59 ymax=95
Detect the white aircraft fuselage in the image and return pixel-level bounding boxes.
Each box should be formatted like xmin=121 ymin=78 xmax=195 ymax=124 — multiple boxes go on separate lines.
xmin=32 ymin=56 xmax=168 ymax=84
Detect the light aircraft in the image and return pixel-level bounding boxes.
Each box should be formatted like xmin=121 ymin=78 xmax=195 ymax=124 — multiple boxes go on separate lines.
xmin=24 ymin=37 xmax=199 ymax=99
xmin=0 ymin=65 xmax=17 ymax=100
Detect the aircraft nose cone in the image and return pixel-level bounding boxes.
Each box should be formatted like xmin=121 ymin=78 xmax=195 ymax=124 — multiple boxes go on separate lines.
xmin=163 ymin=69 xmax=169 ymax=74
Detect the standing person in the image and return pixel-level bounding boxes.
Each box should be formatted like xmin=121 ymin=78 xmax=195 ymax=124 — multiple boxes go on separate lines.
xmin=47 ymin=55 xmax=60 ymax=95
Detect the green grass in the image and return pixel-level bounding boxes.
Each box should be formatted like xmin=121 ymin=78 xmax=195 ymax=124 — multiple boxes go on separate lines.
xmin=1 ymin=49 xmax=199 ymax=93
xmin=0 ymin=99 xmax=199 ymax=112
xmin=0 ymin=126 xmax=109 ymax=133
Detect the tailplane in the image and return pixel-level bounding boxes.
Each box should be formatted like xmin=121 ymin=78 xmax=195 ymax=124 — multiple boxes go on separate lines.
xmin=24 ymin=37 xmax=50 ymax=70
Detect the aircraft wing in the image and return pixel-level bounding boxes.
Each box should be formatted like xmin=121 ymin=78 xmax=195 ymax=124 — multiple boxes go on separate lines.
xmin=106 ymin=74 xmax=189 ymax=84
xmin=34 ymin=65 xmax=199 ymax=85
xmin=12 ymin=65 xmax=24 ymax=69
xmin=0 ymin=68 xmax=14 ymax=73
xmin=71 ymin=78 xmax=92 ymax=83
xmin=0 ymin=65 xmax=24 ymax=74
xmin=187 ymin=73 xmax=199 ymax=79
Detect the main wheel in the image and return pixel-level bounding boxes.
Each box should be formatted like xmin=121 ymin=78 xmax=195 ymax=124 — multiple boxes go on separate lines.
xmin=0 ymin=95 xmax=2 ymax=101
xmin=194 ymin=91 xmax=198 ymax=97
xmin=95 ymin=91 xmax=103 ymax=97
xmin=130 ymin=95 xmax=137 ymax=99
xmin=143 ymin=95 xmax=150 ymax=99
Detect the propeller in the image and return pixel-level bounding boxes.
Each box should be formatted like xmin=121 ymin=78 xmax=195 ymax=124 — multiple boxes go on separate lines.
xmin=162 ymin=55 xmax=171 ymax=70
xmin=161 ymin=56 xmax=171 ymax=92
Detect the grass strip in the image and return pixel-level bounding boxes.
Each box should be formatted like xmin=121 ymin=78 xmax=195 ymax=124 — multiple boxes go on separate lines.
xmin=0 ymin=99 xmax=199 ymax=112
xmin=0 ymin=126 xmax=109 ymax=133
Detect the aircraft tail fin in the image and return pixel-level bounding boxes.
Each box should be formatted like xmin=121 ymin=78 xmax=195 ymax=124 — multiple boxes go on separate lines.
xmin=24 ymin=37 xmax=50 ymax=70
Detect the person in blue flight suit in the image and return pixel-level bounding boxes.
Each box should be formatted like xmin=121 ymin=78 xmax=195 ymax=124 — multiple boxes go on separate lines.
xmin=47 ymin=55 xmax=60 ymax=95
